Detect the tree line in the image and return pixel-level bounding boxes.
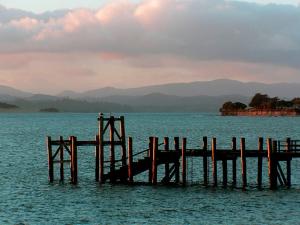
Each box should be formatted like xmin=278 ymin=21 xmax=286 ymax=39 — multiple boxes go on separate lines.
xmin=221 ymin=93 xmax=300 ymax=112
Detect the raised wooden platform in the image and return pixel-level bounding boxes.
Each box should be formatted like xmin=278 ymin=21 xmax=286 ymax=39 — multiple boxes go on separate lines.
xmin=46 ymin=115 xmax=300 ymax=190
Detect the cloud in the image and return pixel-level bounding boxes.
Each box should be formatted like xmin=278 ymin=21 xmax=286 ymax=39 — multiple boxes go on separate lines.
xmin=9 ymin=17 xmax=39 ymax=30
xmin=0 ymin=0 xmax=298 ymax=68
xmin=0 ymin=0 xmax=299 ymax=93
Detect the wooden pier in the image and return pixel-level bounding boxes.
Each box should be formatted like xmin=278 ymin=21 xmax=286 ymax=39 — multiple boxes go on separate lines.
xmin=47 ymin=114 xmax=300 ymax=189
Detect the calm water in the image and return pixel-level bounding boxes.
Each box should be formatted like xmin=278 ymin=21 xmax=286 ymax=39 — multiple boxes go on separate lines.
xmin=0 ymin=113 xmax=300 ymax=224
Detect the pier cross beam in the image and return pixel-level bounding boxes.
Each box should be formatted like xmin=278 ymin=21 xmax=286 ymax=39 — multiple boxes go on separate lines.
xmin=98 ymin=113 xmax=127 ymax=184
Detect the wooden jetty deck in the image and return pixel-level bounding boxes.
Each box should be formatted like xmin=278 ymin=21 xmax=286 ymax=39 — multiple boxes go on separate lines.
xmin=46 ymin=114 xmax=300 ymax=190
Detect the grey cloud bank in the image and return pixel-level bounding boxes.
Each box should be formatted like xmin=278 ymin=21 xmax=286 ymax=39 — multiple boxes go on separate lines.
xmin=0 ymin=0 xmax=299 ymax=68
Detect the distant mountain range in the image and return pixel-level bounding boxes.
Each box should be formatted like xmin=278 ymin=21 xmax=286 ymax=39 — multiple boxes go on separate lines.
xmin=1 ymin=79 xmax=300 ymax=112
xmin=58 ymin=79 xmax=300 ymax=99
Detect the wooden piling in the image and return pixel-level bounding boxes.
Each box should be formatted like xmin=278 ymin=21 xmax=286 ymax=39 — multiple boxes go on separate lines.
xmin=120 ymin=116 xmax=127 ymax=167
xmin=222 ymin=158 xmax=228 ymax=188
xmin=182 ymin=138 xmax=187 ymax=186
xmin=109 ymin=116 xmax=116 ymax=183
xmin=267 ymin=138 xmax=277 ymax=190
xmin=69 ymin=136 xmax=72 ymax=181
xmin=267 ymin=138 xmax=272 ymax=188
xmin=59 ymin=136 xmax=64 ymax=182
xmin=164 ymin=137 xmax=170 ymax=183
xmin=71 ymin=136 xmax=78 ymax=184
xmin=203 ymin=136 xmax=208 ymax=186
xmin=70 ymin=136 xmax=73 ymax=183
xmin=286 ymin=138 xmax=291 ymax=187
xmin=148 ymin=137 xmax=154 ymax=183
xmin=271 ymin=140 xmax=278 ymax=189
xmin=212 ymin=137 xmax=217 ymax=187
xmin=257 ymin=137 xmax=263 ymax=188
xmin=241 ymin=138 xmax=247 ymax=189
xmin=232 ymin=137 xmax=237 ymax=186
xmin=47 ymin=136 xmax=54 ymax=183
xmin=174 ymin=137 xmax=180 ymax=184
xmin=95 ymin=135 xmax=100 ymax=182
xmin=152 ymin=137 xmax=158 ymax=185
xmin=128 ymin=137 xmax=133 ymax=183
xmin=99 ymin=114 xmax=105 ymax=184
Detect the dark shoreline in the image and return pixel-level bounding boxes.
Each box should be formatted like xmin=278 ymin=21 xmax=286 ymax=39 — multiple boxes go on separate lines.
xmin=221 ymin=108 xmax=300 ymax=116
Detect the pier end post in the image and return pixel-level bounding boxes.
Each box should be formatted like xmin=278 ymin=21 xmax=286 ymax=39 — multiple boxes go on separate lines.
xmin=47 ymin=136 xmax=54 ymax=183
xmin=241 ymin=138 xmax=247 ymax=189
xmin=212 ymin=137 xmax=217 ymax=187
xmin=182 ymin=138 xmax=187 ymax=186
xmin=128 ymin=137 xmax=133 ymax=183
xmin=203 ymin=136 xmax=208 ymax=186
xmin=286 ymin=138 xmax=291 ymax=187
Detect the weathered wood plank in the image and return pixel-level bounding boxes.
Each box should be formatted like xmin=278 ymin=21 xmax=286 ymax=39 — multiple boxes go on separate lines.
xmin=232 ymin=137 xmax=237 ymax=186
xmin=212 ymin=138 xmax=217 ymax=187
xmin=203 ymin=136 xmax=208 ymax=186
xmin=241 ymin=138 xmax=247 ymax=189
xmin=182 ymin=138 xmax=187 ymax=186
xmin=128 ymin=137 xmax=133 ymax=183
xmin=164 ymin=137 xmax=170 ymax=183
xmin=47 ymin=136 xmax=54 ymax=183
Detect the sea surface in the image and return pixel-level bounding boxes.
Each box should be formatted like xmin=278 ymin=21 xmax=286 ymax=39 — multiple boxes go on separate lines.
xmin=0 ymin=113 xmax=300 ymax=224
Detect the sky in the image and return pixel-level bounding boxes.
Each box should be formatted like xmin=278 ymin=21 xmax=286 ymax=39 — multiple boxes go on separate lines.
xmin=0 ymin=0 xmax=299 ymax=12
xmin=0 ymin=0 xmax=299 ymax=94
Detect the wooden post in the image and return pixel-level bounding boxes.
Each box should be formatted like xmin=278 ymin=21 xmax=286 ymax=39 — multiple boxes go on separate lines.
xmin=182 ymin=138 xmax=187 ymax=186
xmin=128 ymin=137 xmax=133 ymax=183
xmin=267 ymin=138 xmax=277 ymax=190
xmin=120 ymin=116 xmax=127 ymax=167
xmin=95 ymin=135 xmax=100 ymax=182
xmin=174 ymin=137 xmax=180 ymax=184
xmin=203 ymin=136 xmax=208 ymax=186
xmin=70 ymin=136 xmax=73 ymax=183
xmin=222 ymin=158 xmax=227 ymax=188
xmin=271 ymin=140 xmax=278 ymax=190
xmin=99 ymin=115 xmax=105 ymax=184
xmin=71 ymin=136 xmax=78 ymax=184
xmin=69 ymin=136 xmax=72 ymax=182
xmin=257 ymin=137 xmax=263 ymax=188
xmin=110 ymin=116 xmax=116 ymax=183
xmin=152 ymin=137 xmax=158 ymax=185
xmin=232 ymin=137 xmax=237 ymax=186
xmin=59 ymin=136 xmax=64 ymax=182
xmin=286 ymin=138 xmax=291 ymax=187
xmin=241 ymin=138 xmax=247 ymax=189
xmin=164 ymin=137 xmax=170 ymax=183
xmin=267 ymin=138 xmax=272 ymax=189
xmin=148 ymin=137 xmax=154 ymax=183
xmin=47 ymin=136 xmax=54 ymax=183
xmin=212 ymin=137 xmax=217 ymax=187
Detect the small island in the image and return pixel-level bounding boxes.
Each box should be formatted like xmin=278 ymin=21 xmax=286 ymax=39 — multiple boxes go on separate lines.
xmin=40 ymin=108 xmax=60 ymax=113
xmin=0 ymin=102 xmax=19 ymax=111
xmin=220 ymin=93 xmax=300 ymax=116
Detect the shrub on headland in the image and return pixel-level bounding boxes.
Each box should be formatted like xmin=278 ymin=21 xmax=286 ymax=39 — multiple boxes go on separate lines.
xmin=220 ymin=101 xmax=247 ymax=112
xmin=221 ymin=93 xmax=300 ymax=112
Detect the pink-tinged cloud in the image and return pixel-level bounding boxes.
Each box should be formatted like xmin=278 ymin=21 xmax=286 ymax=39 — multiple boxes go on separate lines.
xmin=134 ymin=0 xmax=171 ymax=26
xmin=0 ymin=0 xmax=299 ymax=66
xmin=0 ymin=0 xmax=299 ymax=93
xmin=62 ymin=9 xmax=97 ymax=32
xmin=99 ymin=52 xmax=125 ymax=61
xmin=9 ymin=17 xmax=39 ymax=30
xmin=96 ymin=1 xmax=134 ymax=25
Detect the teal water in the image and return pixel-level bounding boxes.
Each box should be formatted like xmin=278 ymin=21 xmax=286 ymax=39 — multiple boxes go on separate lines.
xmin=0 ymin=113 xmax=300 ymax=224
